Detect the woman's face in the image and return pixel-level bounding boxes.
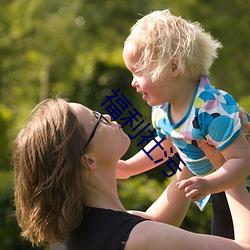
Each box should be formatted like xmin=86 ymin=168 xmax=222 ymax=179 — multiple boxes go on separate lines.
xmin=68 ymin=103 xmax=130 ymax=162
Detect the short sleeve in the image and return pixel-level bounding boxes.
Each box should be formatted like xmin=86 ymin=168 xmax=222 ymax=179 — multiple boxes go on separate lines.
xmin=151 ymin=105 xmax=169 ymax=139
xmin=197 ymin=90 xmax=241 ymax=151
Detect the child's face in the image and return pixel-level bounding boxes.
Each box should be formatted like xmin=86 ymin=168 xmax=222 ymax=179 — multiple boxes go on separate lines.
xmin=123 ymin=43 xmax=173 ymax=106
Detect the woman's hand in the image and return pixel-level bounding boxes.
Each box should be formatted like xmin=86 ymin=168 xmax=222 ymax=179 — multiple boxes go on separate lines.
xmin=197 ymin=140 xmax=226 ymax=170
xmin=239 ymin=107 xmax=250 ymax=141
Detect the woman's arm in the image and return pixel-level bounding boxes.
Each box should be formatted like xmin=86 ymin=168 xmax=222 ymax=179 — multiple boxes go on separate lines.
xmin=129 ymin=163 xmax=192 ymax=226
xmin=225 ymin=184 xmax=250 ymax=244
xmin=125 ymin=184 xmax=250 ymax=250
xmin=145 ymin=164 xmax=192 ymax=226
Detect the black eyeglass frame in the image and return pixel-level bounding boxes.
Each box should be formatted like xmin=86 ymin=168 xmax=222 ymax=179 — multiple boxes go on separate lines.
xmin=83 ymin=111 xmax=110 ymax=151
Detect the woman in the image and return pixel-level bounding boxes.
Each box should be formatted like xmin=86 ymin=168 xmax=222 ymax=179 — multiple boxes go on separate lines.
xmin=13 ymin=98 xmax=250 ymax=249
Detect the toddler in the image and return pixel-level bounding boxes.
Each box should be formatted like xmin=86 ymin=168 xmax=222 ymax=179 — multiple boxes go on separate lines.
xmin=119 ymin=9 xmax=250 ymax=238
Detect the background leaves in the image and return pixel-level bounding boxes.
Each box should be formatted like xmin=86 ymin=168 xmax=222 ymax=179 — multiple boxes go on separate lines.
xmin=0 ymin=0 xmax=249 ymax=248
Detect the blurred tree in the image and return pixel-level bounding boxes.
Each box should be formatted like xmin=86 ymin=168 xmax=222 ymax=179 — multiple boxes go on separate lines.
xmin=239 ymin=95 xmax=250 ymax=112
xmin=1 ymin=0 xmax=248 ymax=147
xmin=184 ymin=0 xmax=250 ymax=100
xmin=0 ymin=0 xmax=249 ymax=248
xmin=0 ymin=104 xmax=12 ymax=169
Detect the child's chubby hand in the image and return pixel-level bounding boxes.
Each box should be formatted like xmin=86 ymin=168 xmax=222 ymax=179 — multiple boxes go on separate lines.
xmin=116 ymin=160 xmax=131 ymax=179
xmin=177 ymin=176 xmax=211 ymax=202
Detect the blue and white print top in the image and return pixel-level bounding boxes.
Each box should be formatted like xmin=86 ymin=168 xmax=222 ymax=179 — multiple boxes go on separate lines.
xmin=152 ymin=75 xmax=242 ymax=176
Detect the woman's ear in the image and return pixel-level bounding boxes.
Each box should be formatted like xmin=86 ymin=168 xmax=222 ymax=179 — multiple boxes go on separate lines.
xmin=82 ymin=155 xmax=97 ymax=169
xmin=170 ymin=57 xmax=180 ymax=77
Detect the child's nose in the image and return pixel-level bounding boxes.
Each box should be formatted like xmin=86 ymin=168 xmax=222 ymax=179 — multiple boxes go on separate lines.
xmin=131 ymin=78 xmax=138 ymax=88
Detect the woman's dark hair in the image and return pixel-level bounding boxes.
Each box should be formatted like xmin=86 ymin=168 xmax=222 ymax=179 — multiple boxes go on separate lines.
xmin=13 ymin=98 xmax=88 ymax=246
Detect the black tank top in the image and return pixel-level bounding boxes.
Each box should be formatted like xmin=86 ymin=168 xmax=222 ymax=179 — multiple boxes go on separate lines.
xmin=66 ymin=206 xmax=148 ymax=250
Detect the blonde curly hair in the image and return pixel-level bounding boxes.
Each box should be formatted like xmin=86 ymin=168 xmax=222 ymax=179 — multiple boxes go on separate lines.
xmin=13 ymin=98 xmax=88 ymax=246
xmin=125 ymin=9 xmax=222 ymax=81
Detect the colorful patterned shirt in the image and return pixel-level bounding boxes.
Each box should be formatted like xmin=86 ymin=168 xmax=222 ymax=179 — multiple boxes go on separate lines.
xmin=152 ymin=75 xmax=242 ymax=176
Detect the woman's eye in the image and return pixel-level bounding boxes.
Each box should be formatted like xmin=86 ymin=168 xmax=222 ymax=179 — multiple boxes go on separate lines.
xmin=101 ymin=119 xmax=110 ymax=125
xmin=106 ymin=120 xmax=111 ymax=126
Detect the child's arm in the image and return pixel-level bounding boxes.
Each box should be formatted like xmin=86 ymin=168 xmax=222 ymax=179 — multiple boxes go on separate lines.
xmin=116 ymin=136 xmax=176 ymax=179
xmin=178 ymin=132 xmax=250 ymax=201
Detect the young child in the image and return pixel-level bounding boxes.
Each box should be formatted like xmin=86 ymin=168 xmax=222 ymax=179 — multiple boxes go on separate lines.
xmin=119 ymin=9 xmax=250 ymax=238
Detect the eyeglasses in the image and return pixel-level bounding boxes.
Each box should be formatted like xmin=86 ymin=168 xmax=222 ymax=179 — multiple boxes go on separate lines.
xmin=84 ymin=111 xmax=110 ymax=151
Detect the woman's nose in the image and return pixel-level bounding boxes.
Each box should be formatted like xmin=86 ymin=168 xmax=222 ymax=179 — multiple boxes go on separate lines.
xmin=103 ymin=114 xmax=112 ymax=122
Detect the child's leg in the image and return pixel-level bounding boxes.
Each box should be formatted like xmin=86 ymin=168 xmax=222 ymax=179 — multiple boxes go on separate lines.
xmin=211 ymin=192 xmax=234 ymax=239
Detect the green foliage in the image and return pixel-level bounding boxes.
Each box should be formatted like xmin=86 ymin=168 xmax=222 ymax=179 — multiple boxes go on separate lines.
xmin=239 ymin=95 xmax=250 ymax=113
xmin=185 ymin=1 xmax=250 ymax=100
xmin=118 ymin=174 xmax=212 ymax=234
xmin=1 ymin=0 xmax=249 ymax=155
xmin=0 ymin=104 xmax=13 ymax=170
xmin=0 ymin=1 xmax=249 ymax=248
xmin=182 ymin=202 xmax=212 ymax=234
xmin=118 ymin=174 xmax=167 ymax=210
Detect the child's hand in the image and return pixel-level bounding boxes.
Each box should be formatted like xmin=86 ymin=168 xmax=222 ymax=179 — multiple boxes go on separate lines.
xmin=116 ymin=160 xmax=131 ymax=179
xmin=177 ymin=176 xmax=211 ymax=202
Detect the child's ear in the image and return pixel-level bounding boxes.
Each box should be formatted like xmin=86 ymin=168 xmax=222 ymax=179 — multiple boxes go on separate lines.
xmin=171 ymin=63 xmax=177 ymax=72
xmin=171 ymin=57 xmax=180 ymax=77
